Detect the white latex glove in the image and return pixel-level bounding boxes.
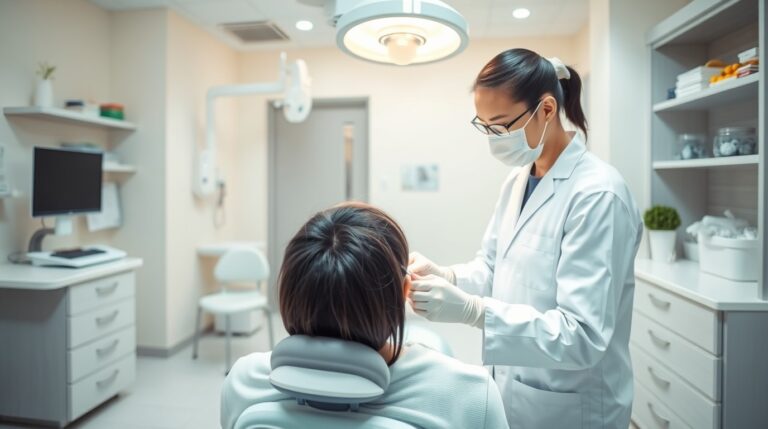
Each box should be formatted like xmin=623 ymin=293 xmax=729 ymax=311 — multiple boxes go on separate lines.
xmin=410 ymin=274 xmax=484 ymax=327
xmin=408 ymin=252 xmax=456 ymax=284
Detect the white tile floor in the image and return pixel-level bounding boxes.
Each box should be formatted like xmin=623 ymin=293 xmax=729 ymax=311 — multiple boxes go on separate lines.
xmin=1 ymin=315 xmax=639 ymax=428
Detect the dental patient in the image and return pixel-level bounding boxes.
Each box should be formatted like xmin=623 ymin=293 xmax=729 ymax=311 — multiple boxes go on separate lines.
xmin=220 ymin=202 xmax=508 ymax=429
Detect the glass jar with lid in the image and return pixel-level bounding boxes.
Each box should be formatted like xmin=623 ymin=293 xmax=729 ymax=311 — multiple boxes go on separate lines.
xmin=713 ymin=127 xmax=757 ymax=157
xmin=677 ymin=133 xmax=707 ymax=159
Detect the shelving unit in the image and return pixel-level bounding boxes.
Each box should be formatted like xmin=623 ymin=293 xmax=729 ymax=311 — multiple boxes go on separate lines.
xmin=633 ymin=1 xmax=768 ymax=428
xmin=3 ymin=106 xmax=136 ymax=131
xmin=103 ymin=164 xmax=137 ymax=174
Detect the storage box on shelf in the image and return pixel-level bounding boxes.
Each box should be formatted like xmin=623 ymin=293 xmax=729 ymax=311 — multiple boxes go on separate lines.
xmin=640 ymin=0 xmax=768 ymax=428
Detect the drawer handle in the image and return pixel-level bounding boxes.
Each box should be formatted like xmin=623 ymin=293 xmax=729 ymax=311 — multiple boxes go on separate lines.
xmin=647 ymin=402 xmax=671 ymax=428
xmin=647 ymin=329 xmax=671 ymax=349
xmin=648 ymin=293 xmax=671 ymax=310
xmin=96 ymin=339 xmax=120 ymax=357
xmin=95 ymin=369 xmax=120 ymax=389
xmin=95 ymin=310 xmax=120 ymax=326
xmin=648 ymin=366 xmax=671 ymax=389
xmin=95 ymin=282 xmax=119 ymax=296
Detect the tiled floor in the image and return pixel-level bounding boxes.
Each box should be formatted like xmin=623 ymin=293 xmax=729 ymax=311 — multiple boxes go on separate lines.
xmin=1 ymin=315 xmax=640 ymax=428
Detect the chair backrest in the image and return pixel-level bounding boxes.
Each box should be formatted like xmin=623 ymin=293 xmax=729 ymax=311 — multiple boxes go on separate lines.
xmin=214 ymin=247 xmax=270 ymax=284
xmin=234 ymin=401 xmax=419 ymax=429
xmin=232 ymin=335 xmax=419 ymax=429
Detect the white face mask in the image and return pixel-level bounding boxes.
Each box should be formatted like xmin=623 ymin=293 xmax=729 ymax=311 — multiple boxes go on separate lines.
xmin=487 ymin=101 xmax=549 ymax=167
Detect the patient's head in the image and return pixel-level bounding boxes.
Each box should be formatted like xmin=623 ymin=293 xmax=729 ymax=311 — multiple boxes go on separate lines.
xmin=278 ymin=202 xmax=410 ymax=365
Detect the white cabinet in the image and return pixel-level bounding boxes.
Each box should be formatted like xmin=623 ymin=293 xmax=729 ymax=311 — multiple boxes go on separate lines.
xmin=631 ymin=261 xmax=768 ymax=429
xmin=0 ymin=259 xmax=141 ymax=428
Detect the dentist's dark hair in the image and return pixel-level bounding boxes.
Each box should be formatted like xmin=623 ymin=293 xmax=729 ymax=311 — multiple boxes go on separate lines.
xmin=473 ymin=48 xmax=588 ymax=139
xmin=278 ymin=202 xmax=409 ymax=365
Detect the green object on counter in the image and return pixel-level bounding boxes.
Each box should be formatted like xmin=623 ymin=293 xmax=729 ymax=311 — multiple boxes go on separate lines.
xmin=100 ymin=109 xmax=124 ymax=120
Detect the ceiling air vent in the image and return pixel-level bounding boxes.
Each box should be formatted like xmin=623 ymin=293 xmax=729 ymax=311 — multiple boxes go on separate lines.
xmin=221 ymin=21 xmax=289 ymax=43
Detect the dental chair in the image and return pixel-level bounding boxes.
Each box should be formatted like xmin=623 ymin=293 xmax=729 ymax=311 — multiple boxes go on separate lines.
xmin=234 ymin=335 xmax=419 ymax=429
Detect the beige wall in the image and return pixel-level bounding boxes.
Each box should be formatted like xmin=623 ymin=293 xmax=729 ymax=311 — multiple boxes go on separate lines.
xmin=164 ymin=10 xmax=241 ymax=349
xmin=110 ymin=8 xmax=170 ymax=350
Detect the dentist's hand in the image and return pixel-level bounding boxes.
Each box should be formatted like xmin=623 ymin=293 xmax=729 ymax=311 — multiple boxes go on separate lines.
xmin=410 ymin=275 xmax=484 ymax=327
xmin=408 ymin=252 xmax=456 ymax=284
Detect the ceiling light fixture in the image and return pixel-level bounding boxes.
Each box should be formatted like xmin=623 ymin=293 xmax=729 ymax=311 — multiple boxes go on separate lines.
xmin=512 ymin=8 xmax=530 ymax=19
xmin=296 ymin=20 xmax=314 ymax=31
xmin=328 ymin=0 xmax=469 ymax=66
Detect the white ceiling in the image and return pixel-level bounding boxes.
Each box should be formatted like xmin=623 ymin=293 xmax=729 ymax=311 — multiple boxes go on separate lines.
xmin=89 ymin=0 xmax=589 ymax=51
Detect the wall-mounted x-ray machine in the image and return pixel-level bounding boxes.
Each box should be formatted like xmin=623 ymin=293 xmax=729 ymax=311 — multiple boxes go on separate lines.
xmin=195 ymin=53 xmax=312 ymax=200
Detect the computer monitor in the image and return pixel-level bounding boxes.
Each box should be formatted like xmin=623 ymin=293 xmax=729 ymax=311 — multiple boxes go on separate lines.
xmin=33 ymin=147 xmax=103 ymax=217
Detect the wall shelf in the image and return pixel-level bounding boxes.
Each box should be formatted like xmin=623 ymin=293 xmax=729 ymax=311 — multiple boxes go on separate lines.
xmin=3 ymin=106 xmax=136 ymax=131
xmin=653 ymin=74 xmax=759 ymax=113
xmin=653 ymin=155 xmax=759 ymax=170
xmin=103 ymin=164 xmax=137 ymax=174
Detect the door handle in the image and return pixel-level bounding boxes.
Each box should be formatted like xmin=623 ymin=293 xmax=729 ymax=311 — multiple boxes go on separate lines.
xmin=95 ymin=282 xmax=119 ymax=296
xmin=648 ymin=366 xmax=671 ymax=389
xmin=95 ymin=310 xmax=119 ymax=325
xmin=648 ymin=329 xmax=671 ymax=349
xmin=647 ymin=403 xmax=671 ymax=428
xmin=95 ymin=369 xmax=120 ymax=389
xmin=96 ymin=339 xmax=120 ymax=357
xmin=648 ymin=293 xmax=671 ymax=310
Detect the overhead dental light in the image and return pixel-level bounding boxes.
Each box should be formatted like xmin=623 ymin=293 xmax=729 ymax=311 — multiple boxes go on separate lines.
xmin=312 ymin=0 xmax=469 ymax=66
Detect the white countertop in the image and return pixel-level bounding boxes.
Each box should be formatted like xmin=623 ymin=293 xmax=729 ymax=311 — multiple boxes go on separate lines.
xmin=196 ymin=241 xmax=266 ymax=257
xmin=0 ymin=258 xmax=143 ymax=290
xmin=635 ymin=258 xmax=768 ymax=311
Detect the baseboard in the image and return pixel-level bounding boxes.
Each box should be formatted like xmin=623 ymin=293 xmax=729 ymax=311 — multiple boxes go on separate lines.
xmin=136 ymin=326 xmax=212 ymax=358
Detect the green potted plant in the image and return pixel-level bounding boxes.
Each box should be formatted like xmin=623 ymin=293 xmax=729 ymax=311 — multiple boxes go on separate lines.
xmin=644 ymin=205 xmax=681 ymax=263
xmin=34 ymin=61 xmax=56 ymax=108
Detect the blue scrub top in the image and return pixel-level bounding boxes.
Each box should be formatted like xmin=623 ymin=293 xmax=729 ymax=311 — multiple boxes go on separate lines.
xmin=521 ymin=174 xmax=542 ymax=210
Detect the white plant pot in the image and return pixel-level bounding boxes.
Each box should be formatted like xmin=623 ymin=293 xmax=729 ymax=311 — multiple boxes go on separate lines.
xmin=34 ymin=79 xmax=53 ymax=108
xmin=649 ymin=230 xmax=677 ymax=263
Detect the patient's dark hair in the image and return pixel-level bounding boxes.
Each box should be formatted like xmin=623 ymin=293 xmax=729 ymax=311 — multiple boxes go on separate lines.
xmin=278 ymin=202 xmax=408 ymax=365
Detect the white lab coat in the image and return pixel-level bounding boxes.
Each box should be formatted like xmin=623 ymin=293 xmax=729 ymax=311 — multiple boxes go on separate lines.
xmin=452 ymin=132 xmax=642 ymax=429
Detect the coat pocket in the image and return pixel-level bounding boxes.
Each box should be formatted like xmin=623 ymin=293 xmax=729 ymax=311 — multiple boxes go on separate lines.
xmin=506 ymin=379 xmax=582 ymax=429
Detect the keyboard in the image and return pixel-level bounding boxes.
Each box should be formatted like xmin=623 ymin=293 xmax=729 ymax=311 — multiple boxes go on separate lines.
xmin=51 ymin=248 xmax=107 ymax=259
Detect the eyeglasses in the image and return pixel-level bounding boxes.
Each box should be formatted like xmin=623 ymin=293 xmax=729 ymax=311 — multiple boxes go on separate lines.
xmin=471 ymin=105 xmax=534 ymax=136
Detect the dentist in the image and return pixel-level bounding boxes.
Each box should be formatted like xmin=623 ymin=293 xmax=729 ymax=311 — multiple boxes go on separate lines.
xmin=409 ymin=48 xmax=642 ymax=429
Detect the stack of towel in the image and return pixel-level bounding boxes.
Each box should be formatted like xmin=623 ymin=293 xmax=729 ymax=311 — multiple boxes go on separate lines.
xmin=675 ymin=66 xmax=721 ymax=98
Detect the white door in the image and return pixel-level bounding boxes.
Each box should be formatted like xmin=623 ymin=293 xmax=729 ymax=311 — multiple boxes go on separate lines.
xmin=268 ymin=99 xmax=369 ymax=299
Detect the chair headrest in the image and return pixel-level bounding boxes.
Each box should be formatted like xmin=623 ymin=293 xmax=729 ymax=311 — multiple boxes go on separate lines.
xmin=269 ymin=336 xmax=390 ymax=411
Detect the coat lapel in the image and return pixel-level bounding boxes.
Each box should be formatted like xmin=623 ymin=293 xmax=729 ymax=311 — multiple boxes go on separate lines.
xmin=501 ymin=132 xmax=588 ymax=257
xmin=497 ymin=165 xmax=530 ymax=257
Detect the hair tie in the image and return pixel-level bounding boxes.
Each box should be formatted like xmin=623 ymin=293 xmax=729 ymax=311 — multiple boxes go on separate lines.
xmin=546 ymin=57 xmax=571 ymax=80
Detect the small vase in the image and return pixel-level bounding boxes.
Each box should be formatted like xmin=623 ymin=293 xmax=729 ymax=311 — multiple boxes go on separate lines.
xmin=34 ymin=79 xmax=53 ymax=108
xmin=649 ymin=230 xmax=677 ymax=263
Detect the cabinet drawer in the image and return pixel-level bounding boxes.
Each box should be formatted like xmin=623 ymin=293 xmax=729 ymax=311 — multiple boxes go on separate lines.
xmin=68 ymin=272 xmax=135 ymax=316
xmin=68 ymin=299 xmax=135 ymax=349
xmin=68 ymin=326 xmax=135 ymax=383
xmin=631 ymin=311 xmax=721 ymax=400
xmin=69 ymin=353 xmax=135 ymax=421
xmin=633 ymin=380 xmax=692 ymax=429
xmin=631 ymin=345 xmax=720 ymax=429
xmin=634 ymin=279 xmax=721 ymax=354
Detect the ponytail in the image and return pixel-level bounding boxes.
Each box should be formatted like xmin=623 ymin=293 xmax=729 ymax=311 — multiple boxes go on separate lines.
xmin=560 ymin=65 xmax=588 ymax=139
xmin=474 ymin=49 xmax=589 ymax=140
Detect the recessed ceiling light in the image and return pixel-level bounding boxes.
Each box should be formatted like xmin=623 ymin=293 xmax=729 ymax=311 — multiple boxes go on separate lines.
xmin=296 ymin=20 xmax=314 ymax=31
xmin=512 ymin=8 xmax=531 ymax=19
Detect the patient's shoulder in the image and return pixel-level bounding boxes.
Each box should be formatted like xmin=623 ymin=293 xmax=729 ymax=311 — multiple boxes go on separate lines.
xmin=395 ymin=343 xmax=490 ymax=384
xmin=227 ymin=352 xmax=273 ymax=384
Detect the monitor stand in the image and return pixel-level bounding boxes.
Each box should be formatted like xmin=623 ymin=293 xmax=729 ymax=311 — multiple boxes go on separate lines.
xmin=27 ymin=216 xmax=73 ymax=252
